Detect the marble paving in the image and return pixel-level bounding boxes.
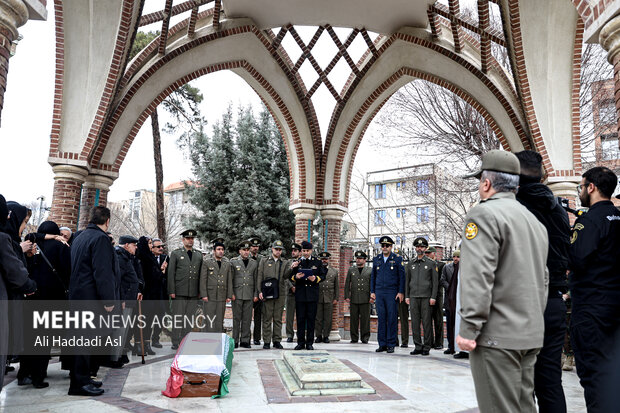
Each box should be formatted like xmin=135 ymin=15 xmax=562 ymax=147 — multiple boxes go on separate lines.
xmin=0 ymin=340 xmax=588 ymax=413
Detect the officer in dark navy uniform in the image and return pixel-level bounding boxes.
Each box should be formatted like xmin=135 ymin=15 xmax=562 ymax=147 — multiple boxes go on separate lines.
xmin=371 ymin=236 xmax=406 ymax=353
xmin=289 ymin=241 xmax=325 ymax=350
xmin=569 ymin=166 xmax=620 ymax=412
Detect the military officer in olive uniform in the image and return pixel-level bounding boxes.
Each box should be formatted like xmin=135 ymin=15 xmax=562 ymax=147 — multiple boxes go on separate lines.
xmin=315 ymin=251 xmax=339 ymax=343
xmin=406 ymin=237 xmax=438 ymax=356
xmin=168 ymin=229 xmax=203 ymax=349
xmin=230 ymin=240 xmax=258 ymax=348
xmin=285 ymin=243 xmax=301 ymax=342
xmin=257 ymin=240 xmax=288 ymax=349
xmin=345 ymin=251 xmax=372 ymax=343
xmin=425 ymin=246 xmax=445 ymax=349
xmin=249 ymin=236 xmax=265 ymax=345
xmin=199 ymin=239 xmax=233 ymax=332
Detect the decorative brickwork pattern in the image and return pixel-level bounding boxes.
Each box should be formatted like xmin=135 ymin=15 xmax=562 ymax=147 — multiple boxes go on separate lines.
xmin=48 ymin=179 xmax=82 ymax=231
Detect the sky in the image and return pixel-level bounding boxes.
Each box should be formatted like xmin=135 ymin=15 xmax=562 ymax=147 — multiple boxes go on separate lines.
xmin=0 ymin=1 xmax=409 ymax=212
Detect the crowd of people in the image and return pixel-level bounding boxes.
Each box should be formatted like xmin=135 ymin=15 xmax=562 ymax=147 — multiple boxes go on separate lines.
xmin=1 ymin=148 xmax=618 ymax=412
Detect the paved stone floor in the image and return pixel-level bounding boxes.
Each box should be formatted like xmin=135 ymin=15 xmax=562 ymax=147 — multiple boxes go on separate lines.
xmin=0 ymin=341 xmax=587 ymax=412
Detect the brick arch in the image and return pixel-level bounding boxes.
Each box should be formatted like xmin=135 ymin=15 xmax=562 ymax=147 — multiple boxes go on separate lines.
xmin=99 ymin=60 xmax=309 ymax=203
xmin=333 ymin=67 xmax=526 ymax=208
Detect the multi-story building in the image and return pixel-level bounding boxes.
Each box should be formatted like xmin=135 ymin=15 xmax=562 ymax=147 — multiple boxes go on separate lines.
xmin=108 ymin=181 xmax=200 ymax=249
xmin=365 ymin=164 xmax=468 ymax=259
xmin=590 ymin=79 xmax=620 ymax=205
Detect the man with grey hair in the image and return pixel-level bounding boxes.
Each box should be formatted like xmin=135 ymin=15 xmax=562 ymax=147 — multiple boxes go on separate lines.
xmin=458 ymin=150 xmax=549 ymax=412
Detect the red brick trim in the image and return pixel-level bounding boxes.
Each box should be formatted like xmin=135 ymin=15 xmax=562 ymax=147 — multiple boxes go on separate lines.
xmin=80 ymin=0 xmax=140 ymax=163
xmin=49 ymin=0 xmax=65 ymax=159
xmin=333 ymin=67 xmax=514 ymax=207
xmin=571 ymin=18 xmax=585 ymax=175
xmin=572 ymin=0 xmax=612 ymax=29
xmin=505 ymin=0 xmax=554 ymax=176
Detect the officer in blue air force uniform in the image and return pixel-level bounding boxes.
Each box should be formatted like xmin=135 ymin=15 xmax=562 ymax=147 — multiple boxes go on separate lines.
xmin=371 ymin=236 xmax=406 ymax=353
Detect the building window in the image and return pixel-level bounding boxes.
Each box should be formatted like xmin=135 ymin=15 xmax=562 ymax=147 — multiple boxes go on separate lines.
xmin=374 ymin=210 xmax=386 ymax=225
xmin=374 ymin=237 xmax=381 ymax=245
xmin=417 ymin=234 xmax=429 ymax=241
xmin=417 ymin=179 xmax=429 ymax=195
xmin=416 ymin=206 xmax=429 ymax=223
xmin=599 ymin=100 xmax=616 ymax=124
xmin=395 ymin=235 xmax=406 ymax=245
xmin=396 ymin=181 xmax=406 ymax=190
xmin=396 ymin=208 xmax=400 ymax=218
xmin=396 ymin=208 xmax=407 ymax=218
xmin=375 ymin=184 xmax=386 ymax=199
xmin=601 ymin=134 xmax=620 ymax=160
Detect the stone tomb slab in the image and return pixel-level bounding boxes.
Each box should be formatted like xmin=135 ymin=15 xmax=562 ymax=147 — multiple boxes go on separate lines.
xmin=276 ymin=351 xmax=375 ymax=396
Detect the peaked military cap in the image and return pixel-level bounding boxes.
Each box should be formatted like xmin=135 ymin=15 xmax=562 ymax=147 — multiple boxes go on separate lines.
xmin=452 ymin=250 xmax=461 ymax=257
xmin=463 ymin=149 xmax=520 ymax=179
xmin=249 ymin=236 xmax=261 ymax=247
xmin=238 ymin=240 xmax=251 ymax=249
xmin=272 ymin=240 xmax=284 ymax=249
xmin=354 ymin=250 xmax=367 ymax=259
xmin=119 ymin=235 xmax=138 ymax=244
xmin=291 ymin=242 xmax=302 ymax=251
xmin=425 ymin=246 xmax=437 ymax=253
xmin=379 ymin=236 xmax=394 ymax=245
xmin=318 ymin=251 xmax=331 ymax=259
xmin=301 ymin=240 xmax=313 ymax=249
xmin=180 ymin=229 xmax=197 ymax=238
xmin=413 ymin=237 xmax=429 ymax=247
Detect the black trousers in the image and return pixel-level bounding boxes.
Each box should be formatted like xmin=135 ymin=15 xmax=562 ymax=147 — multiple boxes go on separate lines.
xmin=296 ymin=301 xmax=318 ymax=345
xmin=571 ymin=301 xmax=620 ymax=413
xmin=17 ymin=354 xmax=50 ymax=384
xmin=534 ymin=295 xmax=567 ymax=413
xmin=253 ymin=300 xmax=263 ymax=341
xmin=445 ymin=307 xmax=456 ymax=352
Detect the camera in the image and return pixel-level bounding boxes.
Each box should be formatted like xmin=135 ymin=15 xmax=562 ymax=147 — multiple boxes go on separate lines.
xmin=557 ymin=197 xmax=585 ymax=217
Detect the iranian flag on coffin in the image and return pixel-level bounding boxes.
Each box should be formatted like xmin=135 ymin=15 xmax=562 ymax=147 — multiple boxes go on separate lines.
xmin=162 ymin=332 xmax=234 ymax=398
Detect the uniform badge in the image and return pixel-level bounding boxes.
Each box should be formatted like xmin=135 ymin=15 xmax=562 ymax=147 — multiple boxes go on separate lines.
xmin=574 ymin=223 xmax=584 ymax=231
xmin=571 ymin=231 xmax=578 ymax=244
xmin=465 ymin=222 xmax=478 ymax=240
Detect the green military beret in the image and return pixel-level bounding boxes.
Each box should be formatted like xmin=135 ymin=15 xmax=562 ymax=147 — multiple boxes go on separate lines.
xmin=453 ymin=250 xmax=460 ymax=257
xmin=426 ymin=246 xmax=436 ymax=253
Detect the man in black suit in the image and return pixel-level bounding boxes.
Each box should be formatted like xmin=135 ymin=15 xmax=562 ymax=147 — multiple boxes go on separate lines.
xmin=151 ymin=238 xmax=168 ymax=348
xmin=289 ymin=241 xmax=325 ymax=350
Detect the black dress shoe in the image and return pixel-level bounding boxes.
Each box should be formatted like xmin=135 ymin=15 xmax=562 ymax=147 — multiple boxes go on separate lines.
xmin=240 ymin=342 xmax=251 ymax=349
xmin=386 ymin=347 xmax=395 ymax=353
xmin=254 ymin=340 xmax=261 ymax=345
xmin=5 ymin=365 xmax=15 ymax=374
xmin=362 ymin=340 xmax=368 ymax=344
xmin=263 ymin=343 xmax=270 ymax=349
xmin=375 ymin=346 xmax=387 ymax=352
xmin=294 ymin=344 xmax=305 ymax=350
xmin=151 ymin=341 xmax=163 ymax=349
xmin=18 ymin=377 xmax=32 ymax=386
xmin=434 ymin=345 xmax=443 ymax=350
xmin=400 ymin=343 xmax=408 ymax=348
xmin=68 ymin=384 xmax=105 ymax=396
xmin=350 ymin=340 xmax=358 ymax=343
xmin=306 ymin=344 xmax=314 ymax=350
xmin=90 ymin=380 xmax=103 ymax=388
xmin=410 ymin=349 xmax=423 ymax=355
xmin=444 ymin=349 xmax=455 ymax=355
xmin=119 ymin=355 xmax=129 ymax=364
xmin=421 ymin=350 xmax=430 ymax=356
xmin=316 ymin=336 xmax=323 ymax=342
xmin=32 ymin=381 xmax=49 ymax=389
xmin=323 ymin=338 xmax=330 ymax=343
xmin=171 ymin=344 xmax=179 ymax=350
xmin=273 ymin=342 xmax=283 ymax=349
xmin=286 ymin=337 xmax=294 ymax=343
xmin=454 ymin=352 xmax=469 ymax=359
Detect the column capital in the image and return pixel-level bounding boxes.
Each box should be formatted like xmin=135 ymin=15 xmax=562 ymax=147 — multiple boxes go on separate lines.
xmin=0 ymin=0 xmax=29 ymax=39
xmin=83 ymin=174 xmax=115 ymax=191
xmin=600 ymin=15 xmax=620 ymax=63
xmin=319 ymin=207 xmax=346 ymax=221
xmin=51 ymin=164 xmax=89 ymax=183
xmin=292 ymin=207 xmax=317 ymax=221
xmin=547 ymin=179 xmax=580 ymax=199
